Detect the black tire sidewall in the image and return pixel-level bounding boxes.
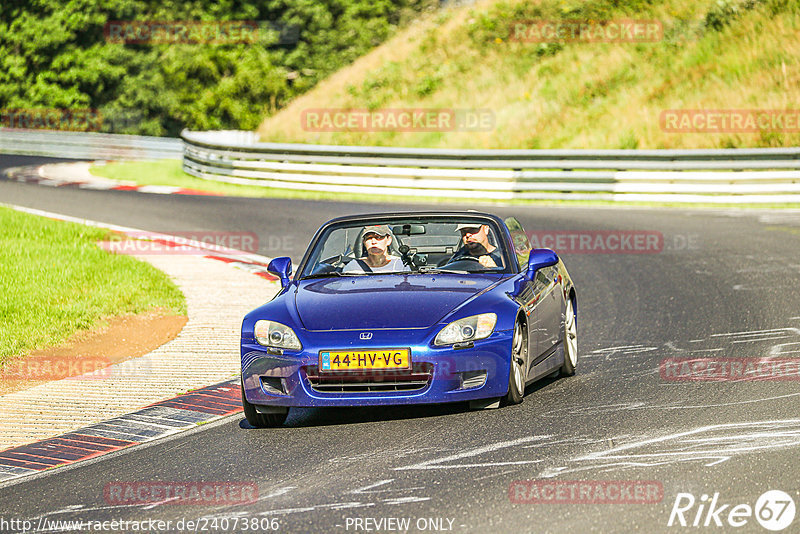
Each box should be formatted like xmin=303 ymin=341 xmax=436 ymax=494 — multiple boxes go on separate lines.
xmin=504 ymin=321 xmax=525 ymax=405
xmin=241 ymin=382 xmax=287 ymax=427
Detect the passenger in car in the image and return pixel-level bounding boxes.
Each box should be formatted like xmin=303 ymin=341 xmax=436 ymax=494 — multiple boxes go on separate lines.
xmin=343 ymin=225 xmax=409 ymax=273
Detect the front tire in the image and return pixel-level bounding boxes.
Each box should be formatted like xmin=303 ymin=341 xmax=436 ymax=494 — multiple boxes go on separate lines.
xmin=504 ymin=320 xmax=526 ymax=405
xmin=241 ymin=384 xmax=288 ymax=428
xmin=560 ymin=297 xmax=578 ymax=376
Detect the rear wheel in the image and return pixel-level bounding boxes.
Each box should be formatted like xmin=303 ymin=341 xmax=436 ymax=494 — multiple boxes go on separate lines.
xmin=560 ymin=298 xmax=578 ymax=376
xmin=241 ymin=384 xmax=288 ymax=428
xmin=504 ymin=320 xmax=526 ymax=405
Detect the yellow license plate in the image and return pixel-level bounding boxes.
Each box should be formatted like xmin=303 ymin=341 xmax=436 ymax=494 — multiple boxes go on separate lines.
xmin=319 ymin=348 xmax=411 ymax=372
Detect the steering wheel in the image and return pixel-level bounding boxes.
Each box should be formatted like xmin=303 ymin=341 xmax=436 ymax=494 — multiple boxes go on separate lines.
xmin=310 ymin=263 xmax=336 ymax=275
xmin=441 ymin=256 xmax=484 ymax=271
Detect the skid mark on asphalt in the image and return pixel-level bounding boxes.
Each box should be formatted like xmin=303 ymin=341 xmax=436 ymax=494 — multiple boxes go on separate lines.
xmin=24 ymin=485 xmax=299 ymax=524
xmin=548 ymin=326 xmax=800 ymax=414
xmin=231 ymin=438 xmax=566 ymax=519
xmin=193 ymin=479 xmax=431 ymax=521
xmin=542 ymin=392 xmax=800 ymax=419
xmin=709 ymin=328 xmax=800 ymax=344
xmin=394 ymin=436 xmax=550 ymax=471
xmin=586 ymin=326 xmax=800 ymax=365
xmin=537 ymin=419 xmax=800 ymax=478
xmin=255 ymin=486 xmax=297 ymax=502
xmin=200 ymin=438 xmax=559 ymax=519
xmin=328 ymin=446 xmax=446 ymax=466
xmin=581 ymin=345 xmax=659 ymax=359
xmin=730 ymin=253 xmax=800 ymax=290
xmin=28 ymin=479 xmax=431 ymax=528
xmin=350 ymin=479 xmax=425 ymax=494
xmin=769 ymin=341 xmax=800 ymax=356
xmin=20 ymin=500 xmax=184 ymax=531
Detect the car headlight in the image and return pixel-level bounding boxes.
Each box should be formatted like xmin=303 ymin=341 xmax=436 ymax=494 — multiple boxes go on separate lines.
xmin=434 ymin=313 xmax=497 ymax=346
xmin=254 ymin=320 xmax=302 ymax=350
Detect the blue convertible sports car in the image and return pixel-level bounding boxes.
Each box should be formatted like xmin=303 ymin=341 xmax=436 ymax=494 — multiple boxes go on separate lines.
xmin=241 ymin=212 xmax=578 ymax=427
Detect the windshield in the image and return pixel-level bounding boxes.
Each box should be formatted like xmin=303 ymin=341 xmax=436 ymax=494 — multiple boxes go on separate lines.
xmin=298 ymin=217 xmax=511 ymax=279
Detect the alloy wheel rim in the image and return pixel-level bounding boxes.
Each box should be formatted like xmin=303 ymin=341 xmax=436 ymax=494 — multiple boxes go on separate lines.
xmin=565 ymin=299 xmax=578 ymax=366
xmin=513 ymin=322 xmax=525 ymax=392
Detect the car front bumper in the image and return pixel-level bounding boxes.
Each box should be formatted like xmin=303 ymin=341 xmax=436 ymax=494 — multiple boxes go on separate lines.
xmin=241 ymin=329 xmax=513 ymax=408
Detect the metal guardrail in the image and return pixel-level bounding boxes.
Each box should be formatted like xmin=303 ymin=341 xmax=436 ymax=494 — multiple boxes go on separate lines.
xmin=2 ymin=128 xmax=798 ymax=203
xmin=182 ymin=130 xmax=800 ymax=203
xmin=0 ymin=129 xmax=182 ymax=160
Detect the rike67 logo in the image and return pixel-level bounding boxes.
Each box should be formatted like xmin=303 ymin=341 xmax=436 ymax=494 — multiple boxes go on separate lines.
xmin=668 ymin=490 xmax=796 ymax=531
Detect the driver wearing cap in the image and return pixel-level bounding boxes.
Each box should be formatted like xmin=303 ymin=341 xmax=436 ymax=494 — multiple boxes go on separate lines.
xmin=451 ymin=224 xmax=504 ymax=268
xmin=343 ymin=225 xmax=409 ymax=273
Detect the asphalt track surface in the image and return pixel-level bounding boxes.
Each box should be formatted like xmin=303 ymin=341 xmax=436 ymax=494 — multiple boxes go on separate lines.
xmin=2 ymin=155 xmax=800 ymax=533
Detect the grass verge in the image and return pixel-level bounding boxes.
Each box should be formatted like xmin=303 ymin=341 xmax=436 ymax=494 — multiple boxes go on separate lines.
xmin=90 ymin=160 xmax=800 ymax=209
xmin=0 ymin=206 xmax=186 ymax=365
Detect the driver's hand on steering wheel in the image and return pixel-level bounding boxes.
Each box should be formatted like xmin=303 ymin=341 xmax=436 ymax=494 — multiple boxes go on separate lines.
xmin=478 ymin=255 xmax=497 ymax=268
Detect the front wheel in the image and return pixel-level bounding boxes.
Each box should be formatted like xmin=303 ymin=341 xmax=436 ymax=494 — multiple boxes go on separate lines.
xmin=241 ymin=383 xmax=288 ymax=428
xmin=504 ymin=320 xmax=526 ymax=405
xmin=560 ymin=298 xmax=578 ymax=376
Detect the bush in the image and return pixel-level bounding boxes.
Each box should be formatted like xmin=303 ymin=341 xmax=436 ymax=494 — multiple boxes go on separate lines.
xmin=0 ymin=0 xmax=437 ymax=136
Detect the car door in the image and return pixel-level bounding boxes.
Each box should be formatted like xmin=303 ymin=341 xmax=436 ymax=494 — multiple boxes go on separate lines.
xmin=506 ymin=215 xmax=563 ymax=371
xmin=504 ymin=217 xmax=542 ymax=380
xmin=533 ymin=265 xmax=562 ymax=362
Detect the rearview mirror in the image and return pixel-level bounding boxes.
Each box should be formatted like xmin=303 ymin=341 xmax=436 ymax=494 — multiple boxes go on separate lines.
xmin=526 ymin=249 xmax=558 ymax=278
xmin=391 ymin=224 xmax=426 ymax=236
xmin=267 ymin=257 xmax=292 ymax=288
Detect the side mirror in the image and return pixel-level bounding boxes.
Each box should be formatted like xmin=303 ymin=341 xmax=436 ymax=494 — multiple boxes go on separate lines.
xmin=267 ymin=257 xmax=292 ymax=288
xmin=526 ymin=248 xmax=558 ymax=279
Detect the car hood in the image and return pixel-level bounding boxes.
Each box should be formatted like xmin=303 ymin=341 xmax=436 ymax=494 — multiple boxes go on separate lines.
xmin=294 ymin=274 xmax=503 ymax=330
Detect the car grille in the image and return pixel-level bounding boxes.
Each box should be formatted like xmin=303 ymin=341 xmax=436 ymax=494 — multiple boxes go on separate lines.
xmin=304 ymin=363 xmax=434 ymax=393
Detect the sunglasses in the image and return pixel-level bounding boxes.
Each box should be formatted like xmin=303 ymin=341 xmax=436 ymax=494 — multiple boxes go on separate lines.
xmin=459 ymin=227 xmax=483 ymax=235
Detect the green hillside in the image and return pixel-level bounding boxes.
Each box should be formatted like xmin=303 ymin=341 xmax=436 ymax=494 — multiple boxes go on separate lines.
xmin=258 ymin=0 xmax=800 ymax=149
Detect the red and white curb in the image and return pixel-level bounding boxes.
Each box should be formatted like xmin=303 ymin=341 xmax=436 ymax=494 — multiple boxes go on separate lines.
xmin=0 ymin=205 xmax=284 ymax=483
xmin=4 ymin=204 xmax=278 ymax=281
xmin=2 ymin=163 xmax=221 ymax=196
xmin=4 ymin=165 xmax=279 ymax=282
xmin=0 ymin=379 xmax=242 ymax=483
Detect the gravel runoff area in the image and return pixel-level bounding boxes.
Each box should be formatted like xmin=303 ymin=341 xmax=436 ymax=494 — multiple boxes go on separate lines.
xmin=0 ymin=209 xmax=279 ymax=451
